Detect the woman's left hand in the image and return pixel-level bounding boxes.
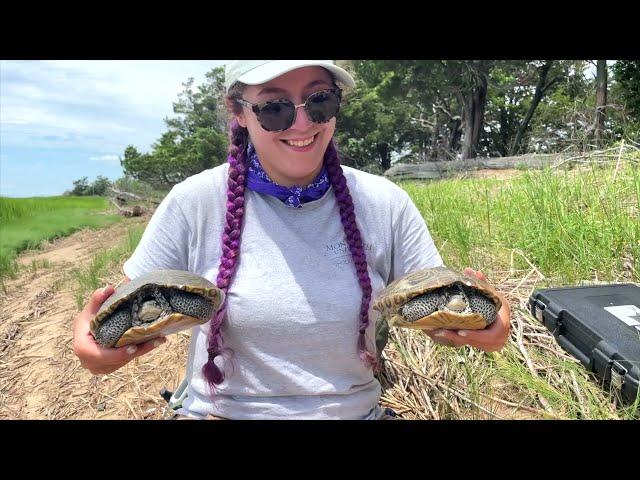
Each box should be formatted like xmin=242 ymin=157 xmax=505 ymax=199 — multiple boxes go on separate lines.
xmin=424 ymin=267 xmax=511 ymax=352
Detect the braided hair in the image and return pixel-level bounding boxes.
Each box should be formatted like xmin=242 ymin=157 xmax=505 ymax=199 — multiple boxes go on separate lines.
xmin=202 ymin=81 xmax=379 ymax=393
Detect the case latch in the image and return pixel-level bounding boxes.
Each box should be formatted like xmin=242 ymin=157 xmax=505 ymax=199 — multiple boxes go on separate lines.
xmin=610 ymin=360 xmax=627 ymax=391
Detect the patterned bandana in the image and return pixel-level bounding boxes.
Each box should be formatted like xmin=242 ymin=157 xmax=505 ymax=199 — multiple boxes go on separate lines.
xmin=244 ymin=143 xmax=331 ymax=208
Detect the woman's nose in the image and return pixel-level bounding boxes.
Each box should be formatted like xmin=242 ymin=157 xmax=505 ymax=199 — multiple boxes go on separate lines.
xmin=290 ymin=103 xmax=313 ymax=130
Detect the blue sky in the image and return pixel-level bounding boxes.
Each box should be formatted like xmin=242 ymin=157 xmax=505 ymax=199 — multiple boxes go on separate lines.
xmin=0 ymin=60 xmax=227 ymax=197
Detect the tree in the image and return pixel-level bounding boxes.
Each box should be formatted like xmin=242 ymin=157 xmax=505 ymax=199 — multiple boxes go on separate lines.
xmin=508 ymin=61 xmax=563 ymax=155
xmin=336 ymin=61 xmax=491 ymax=167
xmin=335 ymin=64 xmax=420 ymax=170
xmin=120 ymin=67 xmax=229 ymax=189
xmin=90 ymin=175 xmax=112 ymax=195
xmin=497 ymin=61 xmax=591 ymax=154
xmin=66 ymin=175 xmax=112 ymax=196
xmin=71 ymin=177 xmax=90 ymax=196
xmin=612 ymin=60 xmax=640 ymax=131
xmin=594 ymin=60 xmax=608 ymax=146
xmin=433 ymin=60 xmax=493 ymax=160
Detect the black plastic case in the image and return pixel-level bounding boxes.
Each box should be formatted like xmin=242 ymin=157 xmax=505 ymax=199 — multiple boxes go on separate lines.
xmin=529 ymin=284 xmax=640 ymax=404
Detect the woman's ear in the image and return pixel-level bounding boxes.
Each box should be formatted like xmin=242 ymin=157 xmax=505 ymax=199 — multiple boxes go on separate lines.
xmin=236 ymin=113 xmax=247 ymax=129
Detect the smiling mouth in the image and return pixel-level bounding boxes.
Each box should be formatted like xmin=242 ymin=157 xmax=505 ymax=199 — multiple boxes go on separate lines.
xmin=282 ymin=134 xmax=318 ymax=148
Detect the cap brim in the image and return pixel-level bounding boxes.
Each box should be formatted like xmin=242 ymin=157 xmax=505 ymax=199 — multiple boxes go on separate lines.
xmin=236 ymin=60 xmax=355 ymax=89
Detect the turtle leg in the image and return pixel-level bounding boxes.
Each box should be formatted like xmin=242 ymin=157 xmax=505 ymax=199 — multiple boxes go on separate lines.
xmin=467 ymin=292 xmax=498 ymax=324
xmin=167 ymin=290 xmax=216 ymax=321
xmin=401 ymin=291 xmax=443 ymax=322
xmin=94 ymin=308 xmax=133 ymax=348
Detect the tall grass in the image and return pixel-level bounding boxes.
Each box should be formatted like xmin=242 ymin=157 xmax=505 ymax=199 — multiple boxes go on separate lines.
xmin=402 ymin=162 xmax=640 ymax=284
xmin=389 ymin=158 xmax=640 ymax=419
xmin=0 ymin=196 xmax=113 ymax=223
xmin=0 ymin=196 xmax=121 ymax=283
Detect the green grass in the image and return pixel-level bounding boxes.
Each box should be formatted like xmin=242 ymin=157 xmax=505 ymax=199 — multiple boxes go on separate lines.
xmin=0 ymin=196 xmax=121 ymax=284
xmin=401 ymin=162 xmax=640 ymax=284
xmin=73 ymin=226 xmax=144 ymax=309
xmin=397 ymin=159 xmax=640 ymax=419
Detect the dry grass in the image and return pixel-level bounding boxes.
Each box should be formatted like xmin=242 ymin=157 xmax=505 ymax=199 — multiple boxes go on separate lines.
xmin=376 ymin=268 xmax=636 ymax=421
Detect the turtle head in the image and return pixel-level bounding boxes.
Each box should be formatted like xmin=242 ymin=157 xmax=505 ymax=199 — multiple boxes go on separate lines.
xmin=442 ymin=285 xmax=470 ymax=314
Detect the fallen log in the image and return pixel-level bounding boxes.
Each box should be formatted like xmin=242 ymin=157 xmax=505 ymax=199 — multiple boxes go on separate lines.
xmin=109 ymin=199 xmax=145 ymax=217
xmin=108 ymin=186 xmax=161 ymax=205
xmin=384 ymin=154 xmax=567 ymax=180
xmin=109 ymin=187 xmax=142 ymax=201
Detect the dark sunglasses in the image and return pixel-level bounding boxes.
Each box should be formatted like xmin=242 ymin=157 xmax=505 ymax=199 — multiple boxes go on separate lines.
xmin=236 ymin=88 xmax=342 ymax=132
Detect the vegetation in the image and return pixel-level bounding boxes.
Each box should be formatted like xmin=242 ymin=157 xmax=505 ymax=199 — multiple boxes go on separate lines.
xmin=111 ymin=60 xmax=639 ymax=188
xmin=63 ymin=175 xmax=113 ymax=196
xmin=0 ymin=196 xmax=121 ymax=284
xmin=381 ymin=153 xmax=640 ymax=419
xmin=7 ymin=60 xmax=637 ymax=418
xmin=402 ymin=149 xmax=639 ymax=284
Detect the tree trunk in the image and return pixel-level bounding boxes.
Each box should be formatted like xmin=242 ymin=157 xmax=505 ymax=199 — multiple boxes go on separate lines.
xmin=594 ymin=60 xmax=608 ymax=147
xmin=509 ymin=61 xmax=553 ymax=156
xmin=377 ymin=143 xmax=391 ymax=171
xmin=460 ymin=65 xmax=489 ymax=159
xmin=448 ymin=116 xmax=462 ymax=153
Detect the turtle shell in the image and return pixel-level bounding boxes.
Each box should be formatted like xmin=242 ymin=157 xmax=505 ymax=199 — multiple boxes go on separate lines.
xmin=90 ymin=270 xmax=224 ymax=348
xmin=372 ymin=266 xmax=502 ymax=331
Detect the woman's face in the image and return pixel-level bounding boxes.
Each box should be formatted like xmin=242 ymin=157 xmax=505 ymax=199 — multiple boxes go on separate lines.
xmin=236 ymin=66 xmax=336 ymax=187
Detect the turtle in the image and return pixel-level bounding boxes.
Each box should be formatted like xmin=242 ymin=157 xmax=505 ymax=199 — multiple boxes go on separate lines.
xmin=90 ymin=270 xmax=224 ymax=348
xmin=373 ymin=266 xmax=502 ymax=331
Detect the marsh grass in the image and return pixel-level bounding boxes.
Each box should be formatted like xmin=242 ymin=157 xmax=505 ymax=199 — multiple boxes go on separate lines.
xmin=0 ymin=196 xmax=121 ymax=284
xmin=380 ymin=149 xmax=640 ymax=419
xmin=402 ymin=161 xmax=639 ymax=285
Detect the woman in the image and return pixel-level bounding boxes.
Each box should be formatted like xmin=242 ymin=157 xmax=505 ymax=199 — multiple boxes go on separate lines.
xmin=73 ymin=60 xmax=511 ymax=420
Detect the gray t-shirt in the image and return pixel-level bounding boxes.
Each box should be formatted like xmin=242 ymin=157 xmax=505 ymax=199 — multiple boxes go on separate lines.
xmin=123 ymin=163 xmax=443 ymax=419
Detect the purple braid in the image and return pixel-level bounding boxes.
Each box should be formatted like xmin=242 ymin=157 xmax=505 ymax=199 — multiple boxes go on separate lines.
xmin=324 ymin=140 xmax=380 ymax=372
xmin=202 ymin=118 xmax=248 ymax=391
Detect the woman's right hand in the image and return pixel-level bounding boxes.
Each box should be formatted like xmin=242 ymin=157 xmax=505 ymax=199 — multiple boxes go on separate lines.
xmin=72 ymin=284 xmax=166 ymax=375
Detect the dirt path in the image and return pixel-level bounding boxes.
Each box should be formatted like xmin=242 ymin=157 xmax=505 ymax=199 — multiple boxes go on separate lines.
xmin=0 ymin=216 xmax=189 ymax=419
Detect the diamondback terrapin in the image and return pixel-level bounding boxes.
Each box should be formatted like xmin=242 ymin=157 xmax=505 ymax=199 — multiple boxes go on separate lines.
xmin=373 ymin=266 xmax=502 ymax=331
xmin=90 ymin=270 xmax=224 ymax=348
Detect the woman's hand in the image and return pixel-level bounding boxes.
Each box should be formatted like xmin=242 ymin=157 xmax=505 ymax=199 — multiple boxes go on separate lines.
xmin=424 ymin=267 xmax=511 ymax=352
xmin=72 ymin=284 xmax=166 ymax=375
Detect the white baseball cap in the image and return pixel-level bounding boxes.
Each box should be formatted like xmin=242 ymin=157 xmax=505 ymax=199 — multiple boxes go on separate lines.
xmin=224 ymin=60 xmax=355 ymax=92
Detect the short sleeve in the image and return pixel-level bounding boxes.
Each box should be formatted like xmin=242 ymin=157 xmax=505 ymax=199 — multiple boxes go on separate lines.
xmin=389 ymin=191 xmax=444 ymax=283
xmin=122 ymin=187 xmax=190 ymax=280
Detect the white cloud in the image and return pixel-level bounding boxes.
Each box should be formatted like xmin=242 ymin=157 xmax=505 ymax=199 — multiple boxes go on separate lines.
xmin=0 ymin=60 xmax=228 ymax=151
xmin=89 ymin=155 xmax=120 ymax=164
xmin=0 ymin=60 xmax=229 ymax=197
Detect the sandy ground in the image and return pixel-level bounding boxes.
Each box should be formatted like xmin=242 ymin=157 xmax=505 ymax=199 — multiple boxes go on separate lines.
xmin=0 ymin=215 xmax=189 ymax=419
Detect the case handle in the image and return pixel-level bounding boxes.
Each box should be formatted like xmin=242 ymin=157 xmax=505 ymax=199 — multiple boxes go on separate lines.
xmin=556 ymin=335 xmax=591 ymax=367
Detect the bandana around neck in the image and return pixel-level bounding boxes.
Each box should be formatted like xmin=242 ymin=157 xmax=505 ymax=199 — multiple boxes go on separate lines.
xmin=244 ymin=143 xmax=331 ymax=208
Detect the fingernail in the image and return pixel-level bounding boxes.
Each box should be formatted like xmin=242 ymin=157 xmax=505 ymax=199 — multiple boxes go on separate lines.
xmin=457 ymin=330 xmax=468 ymax=337
xmin=126 ymin=345 xmax=137 ymax=354
xmin=152 ymin=339 xmax=163 ymax=348
xmin=101 ymin=285 xmax=110 ymax=295
xmin=434 ymin=330 xmax=446 ymax=337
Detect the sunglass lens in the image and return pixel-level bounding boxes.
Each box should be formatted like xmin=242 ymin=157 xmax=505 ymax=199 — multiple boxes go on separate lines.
xmin=258 ymin=101 xmax=295 ymax=132
xmin=306 ymin=91 xmax=340 ymax=123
